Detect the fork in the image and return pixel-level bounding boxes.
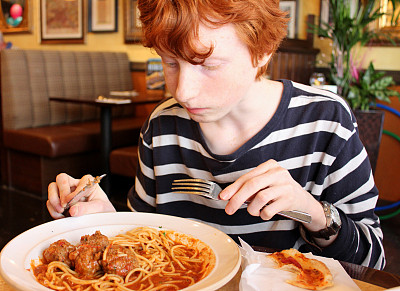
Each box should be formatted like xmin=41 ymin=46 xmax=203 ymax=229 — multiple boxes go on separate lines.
xmin=172 ymin=178 xmax=312 ymax=223
xmin=63 ymin=174 xmax=106 ymax=215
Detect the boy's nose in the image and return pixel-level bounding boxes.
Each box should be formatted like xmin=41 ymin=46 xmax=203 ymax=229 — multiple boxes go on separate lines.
xmin=174 ymin=68 xmax=200 ymax=103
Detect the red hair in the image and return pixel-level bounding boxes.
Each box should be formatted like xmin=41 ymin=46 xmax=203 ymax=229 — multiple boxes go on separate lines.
xmin=137 ymin=0 xmax=288 ymax=79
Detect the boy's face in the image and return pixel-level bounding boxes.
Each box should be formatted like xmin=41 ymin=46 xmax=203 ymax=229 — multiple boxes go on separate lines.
xmin=157 ymin=23 xmax=267 ymax=124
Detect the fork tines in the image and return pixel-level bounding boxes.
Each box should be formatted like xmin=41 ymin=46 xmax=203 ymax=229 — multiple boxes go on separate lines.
xmin=171 ymin=179 xmax=214 ymax=199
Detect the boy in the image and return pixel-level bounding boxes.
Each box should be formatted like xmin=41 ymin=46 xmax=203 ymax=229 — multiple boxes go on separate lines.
xmin=48 ymin=0 xmax=384 ymax=269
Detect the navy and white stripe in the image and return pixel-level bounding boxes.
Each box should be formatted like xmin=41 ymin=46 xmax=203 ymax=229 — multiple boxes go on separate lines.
xmin=128 ymin=79 xmax=385 ymax=269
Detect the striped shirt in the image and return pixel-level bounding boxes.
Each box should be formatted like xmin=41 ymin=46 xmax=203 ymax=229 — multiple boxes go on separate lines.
xmin=128 ymin=79 xmax=385 ymax=269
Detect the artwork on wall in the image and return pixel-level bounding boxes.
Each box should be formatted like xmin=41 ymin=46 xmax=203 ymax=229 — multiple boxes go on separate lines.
xmin=319 ymin=0 xmax=330 ymax=27
xmin=377 ymin=0 xmax=400 ymax=44
xmin=279 ymin=0 xmax=297 ymax=39
xmin=0 ymin=0 xmax=30 ymax=33
xmin=124 ymin=0 xmax=142 ymax=43
xmin=40 ymin=0 xmax=84 ymax=44
xmin=88 ymin=0 xmax=117 ymax=32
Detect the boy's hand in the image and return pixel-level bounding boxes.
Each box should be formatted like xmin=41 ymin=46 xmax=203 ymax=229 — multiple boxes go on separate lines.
xmin=220 ymin=160 xmax=326 ymax=231
xmin=47 ymin=173 xmax=116 ymax=219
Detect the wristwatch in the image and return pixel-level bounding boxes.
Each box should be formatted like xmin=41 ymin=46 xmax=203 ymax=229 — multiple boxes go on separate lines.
xmin=310 ymin=201 xmax=342 ymax=240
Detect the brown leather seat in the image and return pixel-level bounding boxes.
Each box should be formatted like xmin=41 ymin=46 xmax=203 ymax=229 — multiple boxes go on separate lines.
xmin=110 ymin=146 xmax=139 ymax=178
xmin=3 ymin=117 xmax=145 ymax=158
xmin=0 ymin=50 xmax=139 ymax=196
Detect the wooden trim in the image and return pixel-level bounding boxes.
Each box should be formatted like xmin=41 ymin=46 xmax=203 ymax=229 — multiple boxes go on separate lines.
xmin=130 ymin=62 xmax=146 ymax=72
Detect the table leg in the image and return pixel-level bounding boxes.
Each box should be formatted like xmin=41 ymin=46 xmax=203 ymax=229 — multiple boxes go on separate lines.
xmin=100 ymin=107 xmax=111 ymax=194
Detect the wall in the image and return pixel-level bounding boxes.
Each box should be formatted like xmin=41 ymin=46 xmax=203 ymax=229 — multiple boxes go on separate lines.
xmin=3 ymin=0 xmax=399 ymax=71
xmin=375 ymin=91 xmax=400 ymax=202
xmin=2 ymin=0 xmax=157 ymax=62
xmin=298 ymin=0 xmax=400 ymax=71
xmin=3 ymin=1 xmax=400 ymax=201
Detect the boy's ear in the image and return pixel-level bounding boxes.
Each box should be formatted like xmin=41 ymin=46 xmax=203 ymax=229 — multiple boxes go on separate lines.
xmin=258 ymin=53 xmax=272 ymax=67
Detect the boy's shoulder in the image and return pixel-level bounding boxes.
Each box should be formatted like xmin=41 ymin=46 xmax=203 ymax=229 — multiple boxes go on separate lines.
xmin=288 ymin=81 xmax=352 ymax=113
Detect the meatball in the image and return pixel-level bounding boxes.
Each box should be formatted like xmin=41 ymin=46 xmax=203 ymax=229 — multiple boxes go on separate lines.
xmin=102 ymin=245 xmax=139 ymax=277
xmin=68 ymin=231 xmax=110 ymax=278
xmin=42 ymin=239 xmax=76 ymax=267
xmin=69 ymin=245 xmax=103 ymax=278
xmin=79 ymin=231 xmax=109 ymax=251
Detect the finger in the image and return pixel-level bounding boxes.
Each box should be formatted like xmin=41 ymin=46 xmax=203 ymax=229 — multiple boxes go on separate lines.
xmin=220 ymin=159 xmax=280 ymax=200
xmin=56 ymin=173 xmax=79 ymax=207
xmin=236 ymin=164 xmax=291 ymax=203
xmin=259 ymin=198 xmax=291 ymax=221
xmin=63 ymin=175 xmax=93 ymax=207
xmin=246 ymin=187 xmax=279 ymax=216
xmin=48 ymin=182 xmax=64 ymax=213
xmin=46 ymin=200 xmax=65 ymax=220
xmin=69 ymin=200 xmax=116 ymax=217
xmin=225 ymin=172 xmax=275 ymax=215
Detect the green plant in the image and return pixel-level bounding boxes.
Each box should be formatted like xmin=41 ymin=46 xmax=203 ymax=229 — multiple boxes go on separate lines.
xmin=314 ymin=0 xmax=385 ymax=98
xmin=348 ymin=61 xmax=400 ymax=110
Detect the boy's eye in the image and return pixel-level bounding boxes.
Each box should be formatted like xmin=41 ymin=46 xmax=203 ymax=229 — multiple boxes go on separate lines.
xmin=202 ymin=64 xmax=220 ymax=71
xmin=164 ymin=62 xmax=178 ymax=68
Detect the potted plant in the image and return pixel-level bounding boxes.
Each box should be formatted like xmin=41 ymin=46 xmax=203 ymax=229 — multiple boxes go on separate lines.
xmin=347 ymin=61 xmax=400 ymax=172
xmin=348 ymin=61 xmax=400 ymax=111
xmin=311 ymin=0 xmax=400 ymax=172
xmin=314 ymin=0 xmax=385 ymax=97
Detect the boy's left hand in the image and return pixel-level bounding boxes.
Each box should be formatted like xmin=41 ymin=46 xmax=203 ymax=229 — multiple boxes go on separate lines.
xmin=219 ymin=159 xmax=326 ymax=231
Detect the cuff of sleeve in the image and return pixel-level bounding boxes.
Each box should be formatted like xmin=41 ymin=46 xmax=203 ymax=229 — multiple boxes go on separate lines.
xmin=316 ymin=211 xmax=356 ymax=259
xmin=299 ymin=224 xmax=323 ymax=252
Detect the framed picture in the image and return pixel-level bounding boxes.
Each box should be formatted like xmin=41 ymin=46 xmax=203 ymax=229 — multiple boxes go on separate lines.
xmin=377 ymin=0 xmax=400 ymax=42
xmin=0 ymin=0 xmax=31 ymax=33
xmin=40 ymin=0 xmax=84 ymax=44
xmin=319 ymin=0 xmax=330 ymax=27
xmin=124 ymin=0 xmax=142 ymax=43
xmin=88 ymin=0 xmax=117 ymax=32
xmin=279 ymin=0 xmax=297 ymax=39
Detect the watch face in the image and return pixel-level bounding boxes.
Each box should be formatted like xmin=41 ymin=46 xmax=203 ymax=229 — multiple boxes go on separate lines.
xmin=330 ymin=205 xmax=342 ymax=226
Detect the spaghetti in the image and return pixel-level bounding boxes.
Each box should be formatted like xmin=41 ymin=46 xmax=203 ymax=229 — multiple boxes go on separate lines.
xmin=31 ymin=227 xmax=216 ymax=291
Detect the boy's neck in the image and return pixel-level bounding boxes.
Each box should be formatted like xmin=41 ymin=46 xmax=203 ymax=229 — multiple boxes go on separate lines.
xmin=199 ymin=79 xmax=283 ymax=155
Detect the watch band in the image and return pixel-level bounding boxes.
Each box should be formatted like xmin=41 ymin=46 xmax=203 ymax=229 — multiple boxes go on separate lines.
xmin=309 ymin=201 xmax=341 ymax=240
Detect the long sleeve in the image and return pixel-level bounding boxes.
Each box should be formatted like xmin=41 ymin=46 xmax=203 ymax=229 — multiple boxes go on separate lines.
xmin=127 ymin=81 xmax=385 ymax=269
xmin=301 ymin=116 xmax=385 ymax=269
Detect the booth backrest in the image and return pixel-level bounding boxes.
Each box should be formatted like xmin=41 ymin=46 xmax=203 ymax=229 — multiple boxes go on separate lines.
xmin=1 ymin=49 xmax=134 ymax=130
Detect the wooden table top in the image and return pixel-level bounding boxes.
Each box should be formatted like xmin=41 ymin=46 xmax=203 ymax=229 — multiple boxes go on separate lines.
xmin=0 ymin=269 xmax=390 ymax=291
xmin=49 ymin=91 xmax=165 ymax=107
xmin=1 ymin=246 xmax=398 ymax=290
xmin=1 ymin=214 xmax=398 ymax=290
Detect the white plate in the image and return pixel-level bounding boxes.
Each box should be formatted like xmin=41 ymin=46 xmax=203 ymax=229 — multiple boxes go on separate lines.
xmin=0 ymin=212 xmax=241 ymax=291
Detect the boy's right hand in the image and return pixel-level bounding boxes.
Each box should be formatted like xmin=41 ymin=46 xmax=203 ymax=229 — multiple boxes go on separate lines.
xmin=46 ymin=173 xmax=116 ymax=219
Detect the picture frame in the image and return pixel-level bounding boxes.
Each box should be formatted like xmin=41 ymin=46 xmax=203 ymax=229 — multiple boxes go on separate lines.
xmin=124 ymin=0 xmax=142 ymax=43
xmin=319 ymin=0 xmax=330 ymax=27
xmin=377 ymin=0 xmax=400 ymax=43
xmin=279 ymin=0 xmax=297 ymax=39
xmin=40 ymin=0 xmax=84 ymax=44
xmin=0 ymin=0 xmax=31 ymax=34
xmin=88 ymin=0 xmax=117 ymax=32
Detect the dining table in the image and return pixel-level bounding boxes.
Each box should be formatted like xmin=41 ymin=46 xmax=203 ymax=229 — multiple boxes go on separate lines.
xmin=49 ymin=91 xmax=165 ymax=193
xmin=0 ymin=266 xmax=398 ymax=291
xmin=1 ymin=248 xmax=399 ymax=291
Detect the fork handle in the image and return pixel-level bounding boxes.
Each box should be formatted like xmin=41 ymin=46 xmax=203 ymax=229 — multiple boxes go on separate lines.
xmin=277 ymin=210 xmax=312 ymax=223
xmin=243 ymin=200 xmax=312 ymax=223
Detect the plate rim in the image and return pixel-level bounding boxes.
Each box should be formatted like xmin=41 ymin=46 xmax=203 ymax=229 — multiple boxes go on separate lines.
xmin=0 ymin=212 xmax=241 ymax=291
